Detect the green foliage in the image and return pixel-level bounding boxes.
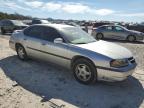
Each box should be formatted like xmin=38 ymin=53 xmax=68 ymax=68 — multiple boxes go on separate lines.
xmin=0 ymin=12 xmax=32 ymax=20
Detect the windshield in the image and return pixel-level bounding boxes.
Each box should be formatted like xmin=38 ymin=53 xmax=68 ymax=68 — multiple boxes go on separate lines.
xmin=60 ymin=27 xmax=96 ymax=44
xmin=12 ymin=20 xmax=25 ymax=25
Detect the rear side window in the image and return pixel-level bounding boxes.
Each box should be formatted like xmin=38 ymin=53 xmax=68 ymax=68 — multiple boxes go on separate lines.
xmin=106 ymin=26 xmax=112 ymax=30
xmin=24 ymin=26 xmax=43 ymax=39
xmin=24 ymin=26 xmax=63 ymax=42
xmin=100 ymin=26 xmax=106 ymax=30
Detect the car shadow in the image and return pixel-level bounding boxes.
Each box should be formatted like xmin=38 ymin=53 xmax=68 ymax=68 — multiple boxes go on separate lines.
xmin=102 ymin=38 xmax=144 ymax=44
xmin=0 ymin=56 xmax=144 ymax=108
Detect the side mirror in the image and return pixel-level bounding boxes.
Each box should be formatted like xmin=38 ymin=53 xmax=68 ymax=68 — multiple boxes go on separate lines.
xmin=54 ymin=38 xmax=63 ymax=44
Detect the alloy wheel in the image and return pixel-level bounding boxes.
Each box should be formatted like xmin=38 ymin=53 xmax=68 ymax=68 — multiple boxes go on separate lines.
xmin=96 ymin=33 xmax=103 ymax=39
xmin=17 ymin=46 xmax=25 ymax=59
xmin=128 ymin=36 xmax=135 ymax=42
xmin=75 ymin=64 xmax=92 ymax=81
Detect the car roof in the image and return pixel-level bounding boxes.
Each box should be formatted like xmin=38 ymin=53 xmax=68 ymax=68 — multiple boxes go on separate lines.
xmin=32 ymin=23 xmax=74 ymax=29
xmin=32 ymin=19 xmax=44 ymax=20
xmin=97 ymin=25 xmax=108 ymax=27
xmin=99 ymin=24 xmax=123 ymax=28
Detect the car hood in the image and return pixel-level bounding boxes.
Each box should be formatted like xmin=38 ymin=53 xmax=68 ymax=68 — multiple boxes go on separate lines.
xmin=74 ymin=40 xmax=132 ymax=59
xmin=15 ymin=24 xmax=28 ymax=27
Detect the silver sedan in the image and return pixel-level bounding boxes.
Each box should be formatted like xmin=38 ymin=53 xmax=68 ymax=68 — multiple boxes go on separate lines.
xmin=91 ymin=25 xmax=144 ymax=41
xmin=9 ymin=24 xmax=137 ymax=84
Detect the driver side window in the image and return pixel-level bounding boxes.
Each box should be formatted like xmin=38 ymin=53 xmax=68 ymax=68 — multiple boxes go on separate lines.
xmin=41 ymin=27 xmax=63 ymax=42
xmin=114 ymin=26 xmax=123 ymax=31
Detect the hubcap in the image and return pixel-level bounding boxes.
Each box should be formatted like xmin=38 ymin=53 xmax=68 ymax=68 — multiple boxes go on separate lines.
xmin=97 ymin=34 xmax=102 ymax=39
xmin=75 ymin=64 xmax=91 ymax=81
xmin=18 ymin=47 xmax=25 ymax=59
xmin=128 ymin=36 xmax=134 ymax=41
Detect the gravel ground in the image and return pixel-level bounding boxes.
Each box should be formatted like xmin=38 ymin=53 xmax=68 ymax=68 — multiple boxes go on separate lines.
xmin=0 ymin=35 xmax=144 ymax=108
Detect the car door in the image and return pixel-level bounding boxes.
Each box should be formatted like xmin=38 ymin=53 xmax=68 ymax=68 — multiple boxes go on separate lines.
xmin=23 ymin=25 xmax=44 ymax=58
xmin=104 ymin=26 xmax=114 ymax=38
xmin=38 ymin=26 xmax=71 ymax=68
xmin=111 ymin=26 xmax=126 ymax=39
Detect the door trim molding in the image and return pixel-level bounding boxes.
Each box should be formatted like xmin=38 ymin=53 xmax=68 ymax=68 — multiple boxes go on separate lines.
xmin=27 ymin=47 xmax=71 ymax=60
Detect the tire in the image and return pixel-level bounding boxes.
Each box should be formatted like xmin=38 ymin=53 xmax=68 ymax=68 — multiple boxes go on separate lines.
xmin=1 ymin=28 xmax=5 ymax=35
xmin=127 ymin=35 xmax=136 ymax=42
xmin=72 ymin=58 xmax=97 ymax=85
xmin=16 ymin=45 xmax=28 ymax=60
xmin=96 ymin=33 xmax=104 ymax=40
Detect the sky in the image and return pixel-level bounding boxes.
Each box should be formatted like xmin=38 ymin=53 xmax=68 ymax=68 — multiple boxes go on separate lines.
xmin=0 ymin=0 xmax=144 ymax=22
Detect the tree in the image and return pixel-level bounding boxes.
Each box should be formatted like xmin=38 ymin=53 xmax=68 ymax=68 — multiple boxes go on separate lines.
xmin=0 ymin=12 xmax=32 ymax=20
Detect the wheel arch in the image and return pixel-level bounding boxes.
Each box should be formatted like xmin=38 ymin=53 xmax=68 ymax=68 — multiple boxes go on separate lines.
xmin=127 ymin=34 xmax=136 ymax=39
xmin=96 ymin=32 xmax=103 ymax=35
xmin=71 ymin=55 xmax=96 ymax=68
xmin=15 ymin=43 xmax=23 ymax=49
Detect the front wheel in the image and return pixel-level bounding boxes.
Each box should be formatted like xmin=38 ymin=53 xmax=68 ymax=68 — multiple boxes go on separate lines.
xmin=72 ymin=58 xmax=97 ymax=85
xmin=16 ymin=45 xmax=28 ymax=60
xmin=127 ymin=35 xmax=136 ymax=42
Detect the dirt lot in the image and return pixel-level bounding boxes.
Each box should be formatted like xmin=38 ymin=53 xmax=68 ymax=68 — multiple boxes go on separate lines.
xmin=0 ymin=35 xmax=144 ymax=108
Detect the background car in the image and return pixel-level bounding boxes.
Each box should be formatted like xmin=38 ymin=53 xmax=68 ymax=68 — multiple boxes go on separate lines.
xmin=32 ymin=19 xmax=50 ymax=25
xmin=127 ymin=24 xmax=144 ymax=33
xmin=91 ymin=25 xmax=144 ymax=41
xmin=9 ymin=24 xmax=136 ymax=84
xmin=63 ymin=22 xmax=88 ymax=32
xmin=92 ymin=22 xmax=114 ymax=28
xmin=0 ymin=19 xmax=28 ymax=34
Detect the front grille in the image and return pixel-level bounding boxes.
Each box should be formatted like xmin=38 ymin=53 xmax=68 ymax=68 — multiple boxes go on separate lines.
xmin=128 ymin=57 xmax=135 ymax=63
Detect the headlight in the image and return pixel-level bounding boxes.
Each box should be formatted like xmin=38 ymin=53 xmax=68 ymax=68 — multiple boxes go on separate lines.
xmin=110 ymin=59 xmax=128 ymax=68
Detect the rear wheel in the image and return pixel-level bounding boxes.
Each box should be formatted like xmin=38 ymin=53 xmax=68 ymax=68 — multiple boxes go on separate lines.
xmin=127 ymin=35 xmax=136 ymax=42
xmin=72 ymin=58 xmax=97 ymax=85
xmin=96 ymin=33 xmax=104 ymax=40
xmin=16 ymin=45 xmax=28 ymax=60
